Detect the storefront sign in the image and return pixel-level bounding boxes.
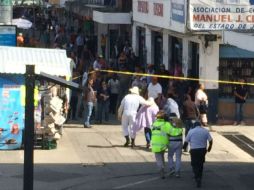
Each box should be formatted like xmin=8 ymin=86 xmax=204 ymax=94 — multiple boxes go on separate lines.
xmin=154 ymin=3 xmax=163 ymax=17
xmin=138 ymin=0 xmax=149 ymax=13
xmin=189 ymin=0 xmax=254 ymax=30
xmin=0 ymin=25 xmax=17 ymax=46
xmin=171 ymin=0 xmax=185 ymax=23
xmin=0 ymin=75 xmax=25 ymax=150
xmin=0 ymin=0 xmax=12 ymax=24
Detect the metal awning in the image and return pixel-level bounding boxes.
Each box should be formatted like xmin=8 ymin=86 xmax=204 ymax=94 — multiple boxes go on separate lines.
xmin=220 ymin=45 xmax=254 ymax=59
xmin=0 ymin=46 xmax=74 ymax=77
xmin=93 ymin=10 xmax=131 ymax=24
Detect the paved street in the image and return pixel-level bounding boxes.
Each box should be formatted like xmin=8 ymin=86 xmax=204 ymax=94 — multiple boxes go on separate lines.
xmin=0 ymin=120 xmax=254 ymax=190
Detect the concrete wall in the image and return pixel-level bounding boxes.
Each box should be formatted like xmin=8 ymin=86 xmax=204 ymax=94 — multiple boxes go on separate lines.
xmin=132 ymin=0 xmax=186 ymax=33
xmin=218 ymin=100 xmax=254 ymax=122
xmin=223 ymin=31 xmax=254 ymax=52
xmin=199 ymin=39 xmax=220 ymax=90
xmin=93 ymin=11 xmax=131 ymax=24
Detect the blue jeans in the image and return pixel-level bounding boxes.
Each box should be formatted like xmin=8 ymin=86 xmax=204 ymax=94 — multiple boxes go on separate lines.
xmin=97 ymin=101 xmax=109 ymax=123
xmin=144 ymin=127 xmax=152 ymax=144
xmin=235 ymin=103 xmax=244 ymax=123
xmin=84 ymin=102 xmax=94 ymax=127
xmin=168 ymin=141 xmax=183 ymax=172
xmin=184 ymin=119 xmax=196 ymax=137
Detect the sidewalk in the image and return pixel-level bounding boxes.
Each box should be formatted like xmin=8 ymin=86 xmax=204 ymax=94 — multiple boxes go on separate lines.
xmin=0 ymin=122 xmax=253 ymax=190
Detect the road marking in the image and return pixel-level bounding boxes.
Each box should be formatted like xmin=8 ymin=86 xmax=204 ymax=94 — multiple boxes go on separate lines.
xmin=113 ymin=176 xmax=159 ymax=189
xmin=233 ymin=135 xmax=254 ymax=151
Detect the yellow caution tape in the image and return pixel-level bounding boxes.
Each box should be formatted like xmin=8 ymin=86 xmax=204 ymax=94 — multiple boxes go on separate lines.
xmin=94 ymin=69 xmax=254 ymax=86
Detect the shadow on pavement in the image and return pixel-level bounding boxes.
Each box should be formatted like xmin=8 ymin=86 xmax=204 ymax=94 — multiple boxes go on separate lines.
xmin=0 ymin=162 xmax=253 ymax=190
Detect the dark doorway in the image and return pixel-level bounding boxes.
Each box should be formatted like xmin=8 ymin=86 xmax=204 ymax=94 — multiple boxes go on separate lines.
xmin=137 ymin=27 xmax=146 ymax=68
xmin=170 ymin=37 xmax=183 ymax=76
xmin=109 ymin=29 xmax=119 ymax=59
xmin=153 ymin=32 xmax=163 ymax=71
xmin=190 ymin=42 xmax=199 ymax=79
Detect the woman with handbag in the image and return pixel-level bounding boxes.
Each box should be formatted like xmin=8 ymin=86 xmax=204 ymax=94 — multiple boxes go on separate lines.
xmin=195 ymin=84 xmax=208 ymax=126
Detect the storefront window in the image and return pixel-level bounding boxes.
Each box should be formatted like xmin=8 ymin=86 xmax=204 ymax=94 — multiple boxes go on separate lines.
xmin=219 ymin=59 xmax=254 ymax=98
xmin=153 ymin=31 xmax=163 ymax=71
xmin=137 ymin=27 xmax=146 ymax=68
xmin=171 ymin=37 xmax=183 ymax=75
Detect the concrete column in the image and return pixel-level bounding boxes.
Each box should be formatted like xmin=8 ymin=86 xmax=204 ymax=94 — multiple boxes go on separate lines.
xmin=145 ymin=26 xmax=152 ymax=65
xmin=199 ymin=39 xmax=220 ymax=123
xmin=163 ymin=32 xmax=169 ymax=70
xmin=168 ymin=35 xmax=172 ymax=70
xmin=132 ymin=23 xmax=138 ymax=55
xmin=199 ymin=40 xmax=220 ymax=90
xmin=182 ymin=38 xmax=189 ymax=77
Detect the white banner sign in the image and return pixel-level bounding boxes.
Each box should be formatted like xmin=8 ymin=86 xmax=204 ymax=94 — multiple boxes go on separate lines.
xmin=189 ymin=0 xmax=254 ymax=30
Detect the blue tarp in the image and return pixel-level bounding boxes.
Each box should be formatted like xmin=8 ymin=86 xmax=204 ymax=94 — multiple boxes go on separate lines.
xmin=0 ymin=75 xmax=25 ymax=150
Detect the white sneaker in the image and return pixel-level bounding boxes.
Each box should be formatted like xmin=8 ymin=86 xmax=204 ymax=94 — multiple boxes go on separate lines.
xmin=240 ymin=121 xmax=246 ymax=125
xmin=175 ymin=171 xmax=180 ymax=178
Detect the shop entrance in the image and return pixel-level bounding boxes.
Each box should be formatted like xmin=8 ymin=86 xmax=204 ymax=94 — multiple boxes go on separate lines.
xmin=153 ymin=31 xmax=163 ymax=71
xmin=171 ymin=37 xmax=183 ymax=75
xmin=189 ymin=42 xmax=200 ymax=100
xmin=137 ymin=27 xmax=146 ymax=68
xmin=190 ymin=42 xmax=199 ymax=79
xmin=109 ymin=29 xmax=118 ymax=59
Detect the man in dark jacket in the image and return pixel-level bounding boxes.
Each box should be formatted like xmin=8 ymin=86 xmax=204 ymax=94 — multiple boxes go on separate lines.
xmin=182 ymin=94 xmax=199 ymax=152
xmin=233 ymin=79 xmax=248 ymax=125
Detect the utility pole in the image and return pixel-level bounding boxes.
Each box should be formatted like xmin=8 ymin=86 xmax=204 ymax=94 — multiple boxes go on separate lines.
xmin=23 ymin=65 xmax=35 ymax=190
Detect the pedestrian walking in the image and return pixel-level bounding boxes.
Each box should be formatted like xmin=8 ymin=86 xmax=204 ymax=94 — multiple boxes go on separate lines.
xmin=163 ymin=93 xmax=180 ymax=119
xmin=147 ymin=77 xmax=162 ymax=100
xmin=132 ymin=97 xmax=159 ymax=148
xmin=195 ymin=84 xmax=208 ymax=126
xmin=108 ymin=74 xmax=120 ymax=115
xmin=182 ymin=94 xmax=199 ymax=152
xmin=97 ymin=81 xmax=110 ymax=124
xmin=167 ymin=113 xmax=183 ymax=178
xmin=151 ymin=111 xmax=182 ymax=179
xmin=233 ymin=79 xmax=248 ymax=125
xmin=117 ymin=86 xmax=151 ymax=147
xmin=182 ymin=121 xmax=213 ymax=188
xmin=83 ymin=78 xmax=96 ymax=128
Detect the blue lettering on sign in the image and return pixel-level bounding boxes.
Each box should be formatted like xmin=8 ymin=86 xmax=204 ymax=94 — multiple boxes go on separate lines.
xmin=209 ymin=24 xmax=235 ymax=30
xmin=194 ymin=23 xmax=204 ymax=29
xmin=171 ymin=2 xmax=185 ymax=23
xmin=238 ymin=24 xmax=247 ymax=29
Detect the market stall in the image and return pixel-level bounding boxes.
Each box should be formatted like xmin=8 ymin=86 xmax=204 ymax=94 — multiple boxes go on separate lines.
xmin=0 ymin=46 xmax=74 ymax=150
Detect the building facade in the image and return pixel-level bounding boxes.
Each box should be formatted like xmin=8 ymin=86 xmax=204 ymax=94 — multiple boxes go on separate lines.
xmin=65 ymin=0 xmax=132 ymax=61
xmin=132 ymin=0 xmax=220 ymax=123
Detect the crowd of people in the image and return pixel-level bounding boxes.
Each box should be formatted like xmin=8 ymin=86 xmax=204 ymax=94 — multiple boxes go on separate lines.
xmin=115 ymin=79 xmax=212 ymax=188
xmin=18 ymin=8 xmax=214 ymax=188
xmin=63 ymin=24 xmax=213 ymax=187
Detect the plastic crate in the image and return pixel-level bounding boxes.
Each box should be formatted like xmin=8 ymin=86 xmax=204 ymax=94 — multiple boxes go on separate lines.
xmin=42 ymin=139 xmax=57 ymax=150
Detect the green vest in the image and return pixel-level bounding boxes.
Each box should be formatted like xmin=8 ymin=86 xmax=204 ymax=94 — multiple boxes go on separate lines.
xmin=151 ymin=119 xmax=183 ymax=153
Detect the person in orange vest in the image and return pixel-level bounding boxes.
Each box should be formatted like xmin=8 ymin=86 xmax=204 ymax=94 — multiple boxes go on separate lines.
xmin=17 ymin=33 xmax=24 ymax=46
